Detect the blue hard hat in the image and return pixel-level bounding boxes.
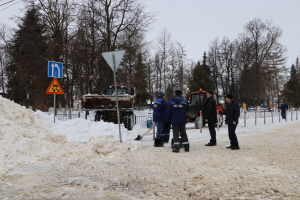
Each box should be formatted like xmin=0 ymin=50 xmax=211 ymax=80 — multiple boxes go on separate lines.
xmin=158 ymin=91 xmax=165 ymax=97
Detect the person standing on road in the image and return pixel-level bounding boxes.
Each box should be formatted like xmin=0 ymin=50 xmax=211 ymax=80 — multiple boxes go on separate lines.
xmin=225 ymin=94 xmax=240 ymax=150
xmin=153 ymin=91 xmax=168 ymax=147
xmin=167 ymin=90 xmax=190 ymax=153
xmin=280 ymin=101 xmax=288 ymax=119
xmin=203 ymin=91 xmax=218 ymax=146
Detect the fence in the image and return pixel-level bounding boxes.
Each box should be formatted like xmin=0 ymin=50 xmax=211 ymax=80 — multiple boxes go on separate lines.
xmin=135 ymin=116 xmax=148 ymax=126
xmin=240 ymin=108 xmax=299 ymax=127
xmin=56 ymin=113 xmax=81 ymax=121
xmin=56 ymin=112 xmax=150 ymax=126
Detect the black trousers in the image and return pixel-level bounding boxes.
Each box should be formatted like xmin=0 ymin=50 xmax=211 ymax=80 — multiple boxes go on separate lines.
xmin=208 ymin=121 xmax=216 ymax=144
xmin=228 ymin=123 xmax=238 ymax=146
xmin=281 ymin=111 xmax=286 ymax=119
xmin=172 ymin=124 xmax=189 ymax=144
xmin=162 ymin=122 xmax=171 ymax=142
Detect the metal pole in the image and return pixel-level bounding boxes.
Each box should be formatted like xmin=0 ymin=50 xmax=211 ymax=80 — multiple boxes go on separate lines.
xmin=200 ymin=111 xmax=202 ymax=133
xmin=279 ymin=109 xmax=281 ymax=122
xmin=217 ymin=110 xmax=219 ymax=131
xmin=113 ymin=53 xmax=122 ymax=143
xmin=54 ymin=94 xmax=56 ymax=123
xmin=264 ymin=109 xmax=266 ymax=124
xmin=272 ymin=109 xmax=273 ymax=123
xmin=255 ymin=109 xmax=257 ymax=125
xmin=244 ymin=109 xmax=246 ymax=127
xmin=286 ymin=109 xmax=287 ymax=122
xmin=297 ymin=109 xmax=298 ymax=120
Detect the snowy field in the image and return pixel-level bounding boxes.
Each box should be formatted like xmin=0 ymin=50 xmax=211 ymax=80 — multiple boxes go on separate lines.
xmin=1 ymin=96 xmax=299 ymax=199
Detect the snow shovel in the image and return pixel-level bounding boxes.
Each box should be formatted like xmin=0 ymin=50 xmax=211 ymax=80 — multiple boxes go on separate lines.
xmin=134 ymin=126 xmax=154 ymax=140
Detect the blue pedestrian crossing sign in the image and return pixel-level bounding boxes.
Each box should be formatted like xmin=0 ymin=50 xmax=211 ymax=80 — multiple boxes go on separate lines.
xmin=48 ymin=61 xmax=63 ymax=78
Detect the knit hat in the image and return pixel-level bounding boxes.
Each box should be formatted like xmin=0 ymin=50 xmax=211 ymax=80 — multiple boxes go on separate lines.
xmin=175 ymin=90 xmax=182 ymax=96
xmin=158 ymin=91 xmax=165 ymax=97
xmin=225 ymin=94 xmax=233 ymax=99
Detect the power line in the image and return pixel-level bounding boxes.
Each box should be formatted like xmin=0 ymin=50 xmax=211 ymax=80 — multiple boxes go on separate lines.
xmin=0 ymin=0 xmax=17 ymax=7
xmin=0 ymin=0 xmax=21 ymax=11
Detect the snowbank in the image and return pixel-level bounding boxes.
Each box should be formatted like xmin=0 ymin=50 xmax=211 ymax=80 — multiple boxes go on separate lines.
xmin=0 ymin=96 xmax=299 ymax=199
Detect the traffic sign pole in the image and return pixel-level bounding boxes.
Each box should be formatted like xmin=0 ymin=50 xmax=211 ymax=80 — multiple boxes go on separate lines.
xmin=102 ymin=50 xmax=125 ymax=144
xmin=54 ymin=94 xmax=56 ymax=123
xmin=113 ymin=53 xmax=122 ymax=143
xmin=46 ymin=78 xmax=64 ymax=123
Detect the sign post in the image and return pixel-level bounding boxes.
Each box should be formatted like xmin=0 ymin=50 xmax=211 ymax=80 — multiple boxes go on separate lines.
xmin=47 ymin=61 xmax=63 ymax=123
xmin=46 ymin=78 xmax=64 ymax=123
xmin=102 ymin=50 xmax=125 ymax=143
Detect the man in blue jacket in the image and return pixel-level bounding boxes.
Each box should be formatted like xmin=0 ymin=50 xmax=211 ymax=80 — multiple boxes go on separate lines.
xmin=225 ymin=94 xmax=240 ymax=150
xmin=167 ymin=90 xmax=190 ymax=153
xmin=280 ymin=101 xmax=288 ymax=119
xmin=153 ymin=91 xmax=168 ymax=147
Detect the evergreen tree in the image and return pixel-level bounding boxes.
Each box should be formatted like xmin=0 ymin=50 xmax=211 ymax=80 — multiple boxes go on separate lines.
xmin=132 ymin=52 xmax=148 ymax=108
xmin=5 ymin=7 xmax=49 ymax=110
xmin=238 ymin=65 xmax=257 ymax=106
xmin=283 ymin=64 xmax=300 ymax=107
xmin=165 ymin=84 xmax=173 ymax=101
xmin=188 ymin=61 xmax=214 ymax=92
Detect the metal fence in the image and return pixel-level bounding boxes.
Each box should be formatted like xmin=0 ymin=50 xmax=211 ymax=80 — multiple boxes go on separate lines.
xmin=56 ymin=113 xmax=150 ymax=126
xmin=56 ymin=113 xmax=81 ymax=121
xmin=135 ymin=116 xmax=148 ymax=126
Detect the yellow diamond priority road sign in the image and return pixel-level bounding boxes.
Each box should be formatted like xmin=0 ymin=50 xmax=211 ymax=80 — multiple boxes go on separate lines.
xmin=46 ymin=78 xmax=64 ymax=94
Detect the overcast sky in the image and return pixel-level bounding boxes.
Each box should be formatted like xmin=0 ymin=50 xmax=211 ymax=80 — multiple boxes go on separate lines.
xmin=144 ymin=0 xmax=300 ymax=68
xmin=1 ymin=0 xmax=299 ymax=68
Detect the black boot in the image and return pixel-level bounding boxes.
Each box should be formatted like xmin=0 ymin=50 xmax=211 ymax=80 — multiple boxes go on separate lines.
xmin=172 ymin=144 xmax=180 ymax=153
xmin=226 ymin=143 xmax=233 ymax=149
xmin=159 ymin=138 xmax=164 ymax=147
xmin=205 ymin=142 xmax=216 ymax=146
xmin=183 ymin=143 xmax=189 ymax=152
xmin=179 ymin=137 xmax=183 ymax=148
xmin=154 ymin=139 xmax=161 ymax=147
xmin=231 ymin=145 xmax=240 ymax=150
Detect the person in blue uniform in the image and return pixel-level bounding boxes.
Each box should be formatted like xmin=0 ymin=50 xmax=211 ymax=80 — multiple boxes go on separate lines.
xmin=167 ymin=90 xmax=190 ymax=153
xmin=153 ymin=91 xmax=168 ymax=147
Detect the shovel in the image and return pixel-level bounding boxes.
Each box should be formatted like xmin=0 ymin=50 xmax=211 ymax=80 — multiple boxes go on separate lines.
xmin=134 ymin=126 xmax=154 ymax=140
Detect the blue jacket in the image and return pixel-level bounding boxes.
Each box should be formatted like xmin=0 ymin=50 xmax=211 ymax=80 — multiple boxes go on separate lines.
xmin=225 ymin=99 xmax=240 ymax=124
xmin=167 ymin=96 xmax=189 ymax=125
xmin=281 ymin=103 xmax=288 ymax=112
xmin=153 ymin=97 xmax=168 ymax=122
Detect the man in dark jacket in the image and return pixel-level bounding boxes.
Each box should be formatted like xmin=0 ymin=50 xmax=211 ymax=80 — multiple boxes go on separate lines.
xmin=280 ymin=102 xmax=288 ymax=119
xmin=225 ymin=94 xmax=240 ymax=150
xmin=153 ymin=91 xmax=168 ymax=147
xmin=167 ymin=90 xmax=190 ymax=153
xmin=203 ymin=91 xmax=218 ymax=146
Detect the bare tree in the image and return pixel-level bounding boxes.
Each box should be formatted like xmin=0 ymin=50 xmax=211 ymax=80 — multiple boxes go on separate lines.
xmin=155 ymin=27 xmax=172 ymax=92
xmin=243 ymin=18 xmax=285 ymax=105
xmin=207 ymin=37 xmax=238 ymax=98
xmin=0 ymin=25 xmax=9 ymax=93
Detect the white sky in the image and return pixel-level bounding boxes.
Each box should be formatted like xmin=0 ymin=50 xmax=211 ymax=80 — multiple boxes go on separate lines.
xmin=0 ymin=0 xmax=299 ymax=68
xmin=144 ymin=0 xmax=300 ymax=68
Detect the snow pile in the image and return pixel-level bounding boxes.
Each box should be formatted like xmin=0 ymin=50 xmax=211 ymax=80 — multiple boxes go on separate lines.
xmin=0 ymin=96 xmax=142 ymax=177
xmin=1 ymin=96 xmax=300 ymax=199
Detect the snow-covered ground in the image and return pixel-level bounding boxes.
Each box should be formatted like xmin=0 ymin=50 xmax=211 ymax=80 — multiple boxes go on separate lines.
xmin=1 ymin=96 xmax=299 ymax=199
